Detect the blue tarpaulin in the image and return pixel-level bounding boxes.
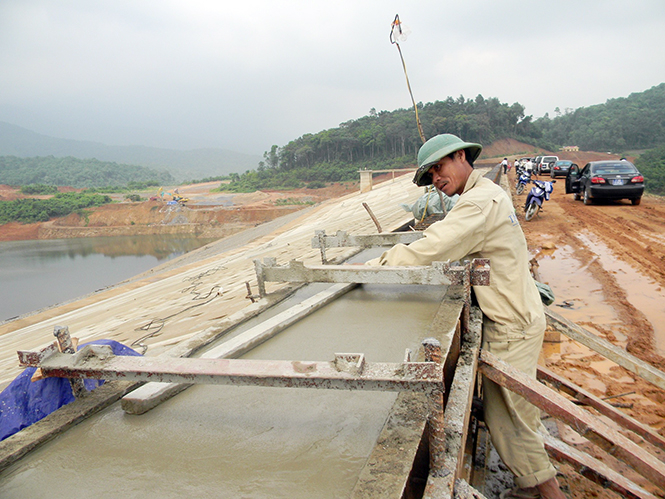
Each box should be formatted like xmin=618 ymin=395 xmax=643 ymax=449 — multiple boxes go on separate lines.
xmin=0 ymin=339 xmax=141 ymax=441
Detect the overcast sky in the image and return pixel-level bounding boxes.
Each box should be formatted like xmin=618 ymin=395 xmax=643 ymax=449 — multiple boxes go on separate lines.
xmin=1 ymin=0 xmax=664 ymax=155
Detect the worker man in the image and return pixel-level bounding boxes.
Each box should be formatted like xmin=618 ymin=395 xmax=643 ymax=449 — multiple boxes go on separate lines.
xmin=366 ymin=134 xmax=565 ymax=499
xmin=501 ymin=157 xmax=509 ymax=174
xmin=525 ymin=158 xmax=534 ymax=175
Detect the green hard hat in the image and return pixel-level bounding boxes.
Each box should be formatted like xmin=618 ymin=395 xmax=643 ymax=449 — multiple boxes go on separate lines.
xmin=413 ymin=134 xmax=482 ymax=186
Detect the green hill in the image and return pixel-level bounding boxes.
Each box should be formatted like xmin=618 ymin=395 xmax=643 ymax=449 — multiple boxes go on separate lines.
xmin=224 ymin=83 xmax=665 ymax=194
xmin=0 ymin=122 xmax=261 ymax=181
xmin=0 ymin=156 xmax=175 ymax=188
xmin=537 ymin=83 xmax=665 ymax=153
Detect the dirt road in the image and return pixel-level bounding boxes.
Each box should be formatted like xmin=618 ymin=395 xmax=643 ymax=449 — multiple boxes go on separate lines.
xmin=509 ymin=170 xmax=665 ymax=497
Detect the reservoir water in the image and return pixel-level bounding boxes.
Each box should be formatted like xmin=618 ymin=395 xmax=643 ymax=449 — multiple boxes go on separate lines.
xmin=0 ymin=235 xmax=217 ymax=322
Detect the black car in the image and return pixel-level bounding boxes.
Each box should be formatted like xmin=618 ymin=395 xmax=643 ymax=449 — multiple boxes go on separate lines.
xmin=565 ymin=160 xmax=644 ymax=205
xmin=550 ymin=160 xmax=576 ymax=178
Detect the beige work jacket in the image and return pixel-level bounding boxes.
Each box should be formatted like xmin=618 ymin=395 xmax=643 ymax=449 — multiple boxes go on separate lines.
xmin=369 ymin=170 xmax=544 ymax=342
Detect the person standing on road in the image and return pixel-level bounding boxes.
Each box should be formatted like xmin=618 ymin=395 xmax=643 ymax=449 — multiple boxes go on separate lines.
xmin=501 ymin=157 xmax=509 ymax=174
xmin=525 ymin=158 xmax=534 ymax=177
xmin=366 ymin=134 xmax=565 ymax=499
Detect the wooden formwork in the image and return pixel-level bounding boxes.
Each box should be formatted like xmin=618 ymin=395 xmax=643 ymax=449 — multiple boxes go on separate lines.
xmin=5 ymin=206 xmax=665 ymax=498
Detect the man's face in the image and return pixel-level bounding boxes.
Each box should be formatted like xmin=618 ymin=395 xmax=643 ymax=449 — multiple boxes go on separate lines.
xmin=428 ymin=150 xmax=471 ymax=196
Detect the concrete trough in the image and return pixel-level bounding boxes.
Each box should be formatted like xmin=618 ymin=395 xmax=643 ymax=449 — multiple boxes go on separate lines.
xmin=2 ymin=282 xmax=473 ymax=498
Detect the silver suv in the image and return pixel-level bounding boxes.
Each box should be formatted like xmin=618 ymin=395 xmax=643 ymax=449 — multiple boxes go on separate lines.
xmin=537 ymin=155 xmax=559 ymax=175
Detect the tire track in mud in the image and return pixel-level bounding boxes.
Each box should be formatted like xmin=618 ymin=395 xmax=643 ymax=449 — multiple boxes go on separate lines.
xmin=555 ymin=194 xmax=665 ymax=287
xmin=519 ymin=186 xmax=665 ymax=369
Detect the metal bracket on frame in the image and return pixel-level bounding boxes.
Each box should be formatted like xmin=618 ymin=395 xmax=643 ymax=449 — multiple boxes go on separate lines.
xmin=311 ymin=230 xmax=424 ymax=264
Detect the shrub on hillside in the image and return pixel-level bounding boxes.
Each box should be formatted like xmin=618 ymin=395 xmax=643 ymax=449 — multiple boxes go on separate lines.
xmin=635 ymin=145 xmax=665 ymax=195
xmin=20 ymin=184 xmax=58 ymax=195
xmin=0 ymin=192 xmax=112 ymax=224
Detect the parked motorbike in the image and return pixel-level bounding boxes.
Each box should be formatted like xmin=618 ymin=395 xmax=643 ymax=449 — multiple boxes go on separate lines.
xmin=515 ymin=169 xmax=532 ymax=195
xmin=524 ymin=179 xmax=555 ymax=221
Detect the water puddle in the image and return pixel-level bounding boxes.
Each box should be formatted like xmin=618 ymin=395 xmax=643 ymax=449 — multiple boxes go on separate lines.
xmin=532 ymin=244 xmax=621 ymax=340
xmin=576 ymin=231 xmax=665 ymax=355
xmin=533 ymin=233 xmax=665 ymax=356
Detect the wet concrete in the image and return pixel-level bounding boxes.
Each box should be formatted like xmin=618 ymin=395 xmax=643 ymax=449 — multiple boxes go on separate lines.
xmin=0 ymin=283 xmax=447 ymax=498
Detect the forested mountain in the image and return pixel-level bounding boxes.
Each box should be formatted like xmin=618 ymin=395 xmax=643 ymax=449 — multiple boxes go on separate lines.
xmin=219 ymin=83 xmax=665 ymax=192
xmin=537 ymin=83 xmax=665 ymax=152
xmin=0 ymin=122 xmax=261 ymax=180
xmin=0 ymin=156 xmax=175 ymax=188
xmin=222 ymin=96 xmax=533 ymax=192
xmin=2 ymin=83 xmax=664 ymax=192
xmin=274 ymin=96 xmax=529 ymax=172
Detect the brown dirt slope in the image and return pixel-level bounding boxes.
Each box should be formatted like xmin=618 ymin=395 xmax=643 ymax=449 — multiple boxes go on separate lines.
xmin=479 ymin=138 xmax=632 ymax=165
xmin=0 ymin=181 xmax=361 ymax=242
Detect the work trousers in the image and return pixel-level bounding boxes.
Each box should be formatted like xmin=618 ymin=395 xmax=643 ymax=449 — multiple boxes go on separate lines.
xmin=481 ymin=315 xmax=557 ymax=488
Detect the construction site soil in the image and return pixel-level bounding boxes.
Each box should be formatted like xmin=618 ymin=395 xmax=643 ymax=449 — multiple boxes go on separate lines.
xmin=2 ymin=150 xmax=665 ymax=496
xmin=508 ymin=167 xmax=665 ymax=498
xmin=0 ymin=180 xmax=359 ymax=242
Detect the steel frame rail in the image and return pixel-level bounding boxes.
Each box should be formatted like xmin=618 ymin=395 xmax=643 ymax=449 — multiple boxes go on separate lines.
xmin=18 ymin=341 xmax=443 ymax=394
xmin=253 ymin=258 xmax=490 ymax=297
xmin=311 ymin=230 xmax=424 ymax=263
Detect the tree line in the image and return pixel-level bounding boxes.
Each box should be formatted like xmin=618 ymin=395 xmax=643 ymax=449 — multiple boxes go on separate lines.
xmin=221 ymin=83 xmax=665 ymax=194
xmin=0 ymin=192 xmax=112 ymax=224
xmin=0 ymin=156 xmax=174 ymax=188
xmin=635 ymin=145 xmax=665 ymax=195
xmin=222 ymin=95 xmax=532 ymax=192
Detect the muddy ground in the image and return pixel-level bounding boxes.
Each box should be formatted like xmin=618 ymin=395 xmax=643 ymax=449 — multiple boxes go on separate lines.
xmin=509 ymin=168 xmax=665 ymax=498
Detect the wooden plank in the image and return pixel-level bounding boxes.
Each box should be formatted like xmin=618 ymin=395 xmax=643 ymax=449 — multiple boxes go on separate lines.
xmin=27 ymin=349 xmax=442 ymax=392
xmin=542 ymin=432 xmax=658 ymax=499
xmin=538 ymin=366 xmax=665 ymax=452
xmin=545 ymin=307 xmax=665 ymax=390
xmin=424 ymin=307 xmax=482 ymax=498
xmin=351 ymin=295 xmax=471 ymax=499
xmin=121 ymin=283 xmax=357 ymax=414
xmin=479 ymin=349 xmax=665 ymax=492
xmin=443 ymin=307 xmax=482 ymax=478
